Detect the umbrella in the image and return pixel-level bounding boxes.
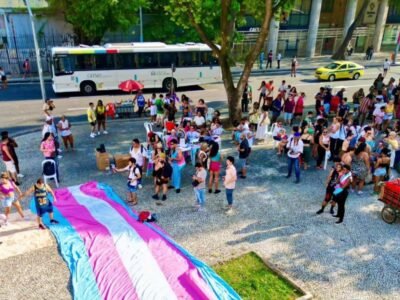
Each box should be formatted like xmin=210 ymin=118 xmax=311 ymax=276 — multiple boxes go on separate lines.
xmin=118 ymin=80 xmax=144 ymax=93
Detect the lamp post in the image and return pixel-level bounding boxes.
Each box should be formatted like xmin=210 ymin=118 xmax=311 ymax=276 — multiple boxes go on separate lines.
xmin=139 ymin=7 xmax=143 ymax=42
xmin=23 ymin=0 xmax=46 ymax=101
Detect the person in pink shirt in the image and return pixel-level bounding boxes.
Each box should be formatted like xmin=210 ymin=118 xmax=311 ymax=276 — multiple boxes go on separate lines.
xmin=40 ymin=133 xmax=56 ymax=159
xmin=223 ymin=156 xmax=237 ymax=214
xmin=294 ymin=92 xmax=305 ymax=123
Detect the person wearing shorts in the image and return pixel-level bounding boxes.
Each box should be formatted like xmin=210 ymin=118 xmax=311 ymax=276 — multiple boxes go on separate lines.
xmin=0 ymin=172 xmax=24 ymax=225
xmin=22 ymin=178 xmax=58 ymax=230
xmin=87 ymin=102 xmax=97 ymax=138
xmin=1 ymin=136 xmax=19 ymax=184
xmin=238 ymin=133 xmax=250 ymax=179
xmin=152 ymin=153 xmax=172 ymax=202
xmin=113 ymin=158 xmax=141 ymax=205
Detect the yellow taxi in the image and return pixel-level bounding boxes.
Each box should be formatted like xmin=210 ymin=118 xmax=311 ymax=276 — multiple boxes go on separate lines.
xmin=315 ymin=61 xmax=365 ymax=81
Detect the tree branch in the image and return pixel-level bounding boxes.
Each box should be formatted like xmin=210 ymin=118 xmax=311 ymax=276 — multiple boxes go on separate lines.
xmin=186 ymin=9 xmax=220 ymax=55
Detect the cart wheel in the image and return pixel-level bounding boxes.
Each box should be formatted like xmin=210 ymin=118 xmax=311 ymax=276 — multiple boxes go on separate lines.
xmin=381 ymin=206 xmax=397 ymax=224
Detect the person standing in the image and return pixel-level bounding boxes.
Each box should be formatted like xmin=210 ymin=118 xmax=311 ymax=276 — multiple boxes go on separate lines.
xmin=316 ymin=160 xmax=342 ymax=215
xmin=383 ymin=58 xmax=391 ymax=77
xmin=149 ymin=93 xmax=157 ymax=123
xmin=169 ymin=139 xmax=185 ymax=193
xmin=21 ymin=178 xmax=59 ymax=230
xmin=294 ymin=92 xmax=305 ymax=123
xmin=266 ymin=50 xmax=273 ymax=69
xmin=95 ymin=100 xmax=107 ymax=135
xmin=129 ymin=139 xmax=146 ymax=189
xmin=332 ymin=164 xmax=352 ymax=224
xmin=134 ymin=90 xmax=146 ymax=117
xmin=286 ymin=132 xmax=303 ymax=183
xmin=277 ymin=52 xmax=282 ymax=69
xmin=208 ymin=140 xmax=221 ymax=194
xmin=113 ymin=158 xmax=141 ymax=205
xmin=40 ymin=133 xmax=60 ymax=182
xmin=238 ymin=133 xmax=250 ymax=179
xmin=290 ymin=56 xmax=297 ymax=77
xmin=223 ymin=156 xmax=237 ymax=214
xmin=0 ymin=172 xmax=24 ymax=225
xmin=193 ymin=162 xmax=207 ymax=211
xmin=241 ymin=83 xmax=250 ymax=113
xmin=0 ymin=67 xmax=7 ymax=89
xmin=152 ymin=153 xmax=172 ymax=202
xmin=255 ymin=105 xmax=270 ymax=142
xmin=22 ymin=58 xmax=30 ymax=79
xmin=1 ymin=131 xmax=23 ymax=178
xmin=359 ymin=94 xmax=374 ymax=126
xmin=1 ymin=136 xmax=19 ymax=185
xmin=57 ymin=115 xmax=74 ymax=151
xmin=87 ymin=102 xmax=97 ymax=138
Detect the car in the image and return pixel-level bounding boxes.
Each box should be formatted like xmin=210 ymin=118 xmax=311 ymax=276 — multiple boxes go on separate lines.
xmin=315 ymin=61 xmax=365 ymax=81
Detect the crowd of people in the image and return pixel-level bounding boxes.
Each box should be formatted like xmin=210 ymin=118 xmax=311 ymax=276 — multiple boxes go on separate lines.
xmin=2 ymin=68 xmax=400 ymax=228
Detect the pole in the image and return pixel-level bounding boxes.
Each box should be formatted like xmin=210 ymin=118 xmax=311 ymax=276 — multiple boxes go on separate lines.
xmin=394 ymin=32 xmax=400 ymax=65
xmin=24 ymin=0 xmax=46 ymax=101
xmin=139 ymin=7 xmax=143 ymax=42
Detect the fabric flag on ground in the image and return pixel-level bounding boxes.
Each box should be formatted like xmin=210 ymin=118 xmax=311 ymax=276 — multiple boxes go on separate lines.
xmin=32 ymin=181 xmax=240 ymax=300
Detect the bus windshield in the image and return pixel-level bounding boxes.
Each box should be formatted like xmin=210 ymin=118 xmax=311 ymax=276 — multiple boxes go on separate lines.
xmin=53 ymin=55 xmax=74 ymax=76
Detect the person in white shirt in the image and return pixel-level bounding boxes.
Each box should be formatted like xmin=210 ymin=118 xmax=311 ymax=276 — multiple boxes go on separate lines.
xmin=277 ymin=53 xmax=282 ymax=69
xmin=193 ymin=111 xmax=206 ymax=128
xmin=129 ymin=138 xmax=145 ymax=188
xmin=286 ymin=132 xmax=304 ymax=183
xmin=57 ymin=115 xmax=74 ymax=150
xmin=113 ymin=157 xmax=141 ymax=205
xmin=383 ymin=58 xmax=391 ymax=77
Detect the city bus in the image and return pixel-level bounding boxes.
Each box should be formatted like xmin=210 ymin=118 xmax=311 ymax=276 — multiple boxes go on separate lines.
xmin=51 ymin=42 xmax=221 ymax=95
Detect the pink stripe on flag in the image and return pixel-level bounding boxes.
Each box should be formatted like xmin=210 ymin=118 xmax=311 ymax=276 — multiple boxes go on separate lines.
xmin=80 ymin=182 xmax=215 ymax=300
xmin=54 ymin=188 xmax=139 ymax=300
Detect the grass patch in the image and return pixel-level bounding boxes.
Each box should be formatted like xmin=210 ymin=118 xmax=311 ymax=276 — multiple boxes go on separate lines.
xmin=214 ymin=252 xmax=303 ymax=300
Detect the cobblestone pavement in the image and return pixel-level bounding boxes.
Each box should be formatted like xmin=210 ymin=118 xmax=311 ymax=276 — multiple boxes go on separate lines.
xmin=1 ymin=114 xmax=400 ymax=300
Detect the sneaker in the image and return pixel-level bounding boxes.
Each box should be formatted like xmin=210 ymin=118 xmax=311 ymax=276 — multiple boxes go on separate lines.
xmin=214 ymin=189 xmax=221 ymax=194
xmin=38 ymin=224 xmax=46 ymax=230
xmin=103 ymin=131 xmax=108 ymax=134
xmin=240 ymin=175 xmax=246 ymax=179
xmin=162 ymin=194 xmax=167 ymax=201
xmin=176 ymin=189 xmax=181 ymax=193
xmin=97 ymin=132 xmax=100 ymax=135
xmin=208 ymin=189 xmax=212 ymax=193
xmin=17 ymin=174 xmax=24 ymax=178
xmin=3 ymin=220 xmax=9 ymax=226
xmin=90 ymin=133 xmax=95 ymax=138
xmin=152 ymin=194 xmax=160 ymax=200
xmin=225 ymin=208 xmax=234 ymax=215
xmin=316 ymin=208 xmax=324 ymax=215
xmin=50 ymin=219 xmax=59 ymax=224
xmin=57 ymin=155 xmax=63 ymax=159
xmin=357 ymin=191 xmax=363 ymax=195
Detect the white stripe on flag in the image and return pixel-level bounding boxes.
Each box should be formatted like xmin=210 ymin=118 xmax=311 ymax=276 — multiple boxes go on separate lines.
xmin=68 ymin=186 xmax=178 ymax=300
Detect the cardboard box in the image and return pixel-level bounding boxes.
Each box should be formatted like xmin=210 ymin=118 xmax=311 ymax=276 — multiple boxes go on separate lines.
xmin=96 ymin=151 xmax=110 ymax=171
xmin=114 ymin=154 xmax=131 ymax=169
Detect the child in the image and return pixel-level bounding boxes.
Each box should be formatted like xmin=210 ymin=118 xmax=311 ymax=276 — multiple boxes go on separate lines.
xmin=304 ymin=111 xmax=314 ymax=127
xmin=277 ymin=129 xmax=288 ymax=156
xmin=373 ymin=106 xmax=386 ymax=131
xmin=113 ymin=158 xmax=141 ymax=205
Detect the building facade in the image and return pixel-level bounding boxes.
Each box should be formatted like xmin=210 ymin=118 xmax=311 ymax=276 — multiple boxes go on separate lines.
xmin=238 ymin=0 xmax=399 ymax=58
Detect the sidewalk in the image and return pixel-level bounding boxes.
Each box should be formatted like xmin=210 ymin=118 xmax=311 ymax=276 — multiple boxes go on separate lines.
xmin=6 ymin=52 xmax=395 ymax=84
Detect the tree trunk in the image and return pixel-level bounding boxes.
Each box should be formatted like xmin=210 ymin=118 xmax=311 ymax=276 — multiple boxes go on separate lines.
xmin=331 ymin=0 xmax=370 ymax=60
xmin=219 ymin=55 xmax=241 ymax=123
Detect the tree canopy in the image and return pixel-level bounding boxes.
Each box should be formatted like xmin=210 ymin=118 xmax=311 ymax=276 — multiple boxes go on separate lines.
xmin=47 ymin=0 xmax=147 ymax=44
xmin=164 ymin=0 xmax=294 ymax=122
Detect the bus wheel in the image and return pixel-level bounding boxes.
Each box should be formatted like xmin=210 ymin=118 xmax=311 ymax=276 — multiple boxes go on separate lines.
xmin=80 ymin=81 xmax=96 ymax=95
xmin=162 ymin=78 xmax=177 ymax=91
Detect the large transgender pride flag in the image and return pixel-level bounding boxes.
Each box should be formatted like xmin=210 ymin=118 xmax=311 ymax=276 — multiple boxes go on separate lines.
xmin=33 ymin=181 xmax=240 ymax=300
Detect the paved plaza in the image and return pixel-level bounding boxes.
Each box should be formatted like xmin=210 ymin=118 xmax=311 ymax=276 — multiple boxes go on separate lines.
xmin=0 ymin=101 xmax=400 ymax=299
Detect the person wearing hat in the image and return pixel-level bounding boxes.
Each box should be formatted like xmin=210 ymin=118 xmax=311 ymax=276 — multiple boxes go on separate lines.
xmin=152 ymin=152 xmax=172 ymax=202
xmin=286 ymin=132 xmax=303 ymax=183
xmin=1 ymin=131 xmax=23 ymax=178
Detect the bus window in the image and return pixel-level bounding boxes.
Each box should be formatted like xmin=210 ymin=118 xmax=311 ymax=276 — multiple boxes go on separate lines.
xmin=75 ymin=55 xmax=96 ymax=71
xmin=137 ymin=53 xmax=158 ymax=68
xmin=95 ymin=54 xmax=115 ymax=70
xmin=200 ymin=52 xmax=218 ymax=66
xmin=115 ymin=53 xmax=135 ymax=69
xmin=53 ymin=55 xmax=74 ymax=76
xmin=159 ymin=52 xmax=178 ymax=68
xmin=179 ymin=52 xmax=195 ymax=67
